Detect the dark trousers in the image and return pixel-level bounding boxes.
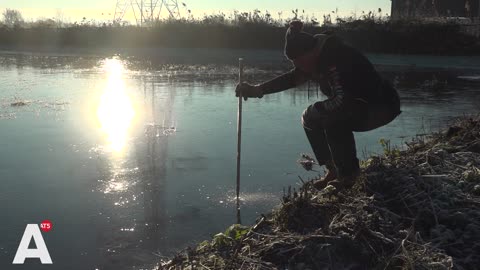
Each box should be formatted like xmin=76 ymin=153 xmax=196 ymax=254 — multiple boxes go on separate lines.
xmin=302 ymin=84 xmax=401 ymax=177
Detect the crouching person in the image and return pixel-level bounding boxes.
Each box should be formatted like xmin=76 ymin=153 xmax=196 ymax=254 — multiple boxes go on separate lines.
xmin=236 ymin=20 xmax=401 ymax=190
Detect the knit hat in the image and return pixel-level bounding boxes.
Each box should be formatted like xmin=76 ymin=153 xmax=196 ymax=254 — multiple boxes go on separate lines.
xmin=284 ymin=20 xmax=317 ymax=60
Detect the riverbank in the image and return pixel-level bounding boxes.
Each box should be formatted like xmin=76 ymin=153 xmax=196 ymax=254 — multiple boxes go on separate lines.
xmin=1 ymin=19 xmax=480 ymax=55
xmin=160 ymin=115 xmax=480 ymax=269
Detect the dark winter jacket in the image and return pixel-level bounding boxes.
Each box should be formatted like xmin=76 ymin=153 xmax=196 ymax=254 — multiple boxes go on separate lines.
xmin=260 ymin=34 xmax=400 ymax=115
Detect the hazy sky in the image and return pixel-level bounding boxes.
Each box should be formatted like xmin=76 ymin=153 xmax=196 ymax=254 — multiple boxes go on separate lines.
xmin=1 ymin=0 xmax=391 ymax=22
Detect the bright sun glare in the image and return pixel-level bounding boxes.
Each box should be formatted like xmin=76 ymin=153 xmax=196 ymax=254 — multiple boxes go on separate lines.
xmin=97 ymin=58 xmax=135 ymax=153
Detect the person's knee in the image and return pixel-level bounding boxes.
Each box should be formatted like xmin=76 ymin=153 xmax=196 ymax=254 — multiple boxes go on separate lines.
xmin=301 ymin=104 xmax=323 ymax=129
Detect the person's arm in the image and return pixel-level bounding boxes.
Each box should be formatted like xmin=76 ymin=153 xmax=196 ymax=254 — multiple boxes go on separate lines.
xmin=302 ymin=65 xmax=350 ymax=127
xmin=257 ymin=68 xmax=310 ymax=95
xmin=317 ymin=66 xmax=346 ymax=112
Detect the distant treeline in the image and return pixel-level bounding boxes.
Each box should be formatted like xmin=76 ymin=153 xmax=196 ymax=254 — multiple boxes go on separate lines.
xmin=0 ymin=13 xmax=479 ymax=55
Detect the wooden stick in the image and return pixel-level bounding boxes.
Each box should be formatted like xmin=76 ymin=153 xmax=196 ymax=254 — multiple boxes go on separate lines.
xmin=236 ymin=58 xmax=244 ymax=224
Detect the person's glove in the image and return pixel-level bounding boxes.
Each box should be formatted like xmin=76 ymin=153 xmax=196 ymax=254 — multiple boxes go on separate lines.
xmin=235 ymin=83 xmax=264 ymax=101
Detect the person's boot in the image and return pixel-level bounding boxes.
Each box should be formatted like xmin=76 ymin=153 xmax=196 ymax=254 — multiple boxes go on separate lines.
xmin=313 ymin=161 xmax=337 ymax=189
xmin=328 ymin=168 xmax=361 ymax=191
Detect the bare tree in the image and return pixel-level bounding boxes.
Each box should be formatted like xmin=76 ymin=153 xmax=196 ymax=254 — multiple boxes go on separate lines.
xmin=2 ymin=9 xmax=24 ymax=27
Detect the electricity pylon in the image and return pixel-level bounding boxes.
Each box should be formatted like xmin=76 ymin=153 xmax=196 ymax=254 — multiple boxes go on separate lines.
xmin=114 ymin=0 xmax=181 ymax=25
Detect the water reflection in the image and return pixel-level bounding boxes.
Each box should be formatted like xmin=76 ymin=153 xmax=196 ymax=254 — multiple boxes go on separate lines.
xmin=97 ymin=58 xmax=135 ymax=153
xmin=138 ymin=81 xmax=170 ymax=259
xmin=93 ymin=74 xmax=177 ymax=269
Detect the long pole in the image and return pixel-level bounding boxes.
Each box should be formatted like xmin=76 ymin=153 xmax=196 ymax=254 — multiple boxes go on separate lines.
xmin=236 ymin=58 xmax=243 ymax=224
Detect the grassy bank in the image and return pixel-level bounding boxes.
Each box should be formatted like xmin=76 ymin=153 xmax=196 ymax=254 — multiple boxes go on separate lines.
xmin=160 ymin=116 xmax=480 ymax=269
xmin=1 ymin=17 xmax=479 ymax=55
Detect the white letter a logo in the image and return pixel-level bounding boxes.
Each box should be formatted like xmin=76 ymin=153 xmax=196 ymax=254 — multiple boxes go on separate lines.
xmin=12 ymin=224 xmax=52 ymax=264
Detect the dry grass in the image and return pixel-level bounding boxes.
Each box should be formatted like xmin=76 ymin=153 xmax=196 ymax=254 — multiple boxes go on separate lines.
xmin=0 ymin=15 xmax=478 ymax=54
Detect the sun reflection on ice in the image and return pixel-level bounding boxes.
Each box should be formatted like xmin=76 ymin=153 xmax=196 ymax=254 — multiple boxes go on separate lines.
xmin=105 ymin=180 xmax=128 ymax=193
xmin=97 ymin=58 xmax=135 ymax=153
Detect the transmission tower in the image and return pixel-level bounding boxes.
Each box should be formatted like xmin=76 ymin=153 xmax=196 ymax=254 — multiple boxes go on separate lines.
xmin=114 ymin=0 xmax=181 ymax=25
